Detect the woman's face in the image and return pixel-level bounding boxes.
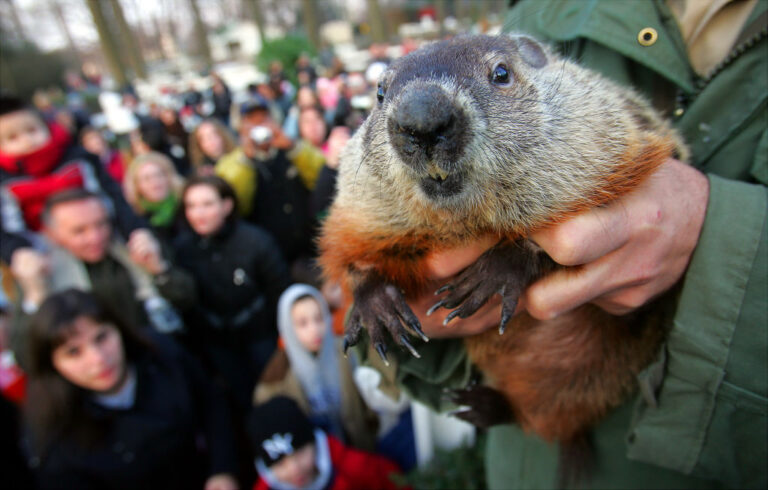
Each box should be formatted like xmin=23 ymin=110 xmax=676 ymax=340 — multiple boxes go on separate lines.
xmin=298 ymin=109 xmax=327 ymax=147
xmin=51 ymin=316 xmax=127 ymax=394
xmin=184 ymin=184 xmax=233 ymax=236
xmin=291 ymin=297 xmax=326 ymax=353
xmin=270 ymin=443 xmax=317 ymax=488
xmin=196 ymin=122 xmax=224 ymax=159
xmin=135 ymin=161 xmax=171 ymax=203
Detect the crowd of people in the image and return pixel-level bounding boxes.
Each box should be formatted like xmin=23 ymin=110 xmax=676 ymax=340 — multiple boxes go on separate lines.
xmin=0 ymin=51 xmax=416 ymax=490
xmin=2 ymin=1 xmax=767 ymax=488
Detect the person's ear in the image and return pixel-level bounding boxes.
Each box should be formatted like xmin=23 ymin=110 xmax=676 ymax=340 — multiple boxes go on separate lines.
xmin=223 ymin=197 xmax=234 ymax=216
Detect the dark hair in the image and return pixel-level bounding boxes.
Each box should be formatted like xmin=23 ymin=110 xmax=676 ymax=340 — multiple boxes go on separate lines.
xmin=78 ymin=124 xmax=100 ymax=145
xmin=138 ymin=118 xmax=171 ymax=153
xmin=41 ymin=188 xmax=102 ymax=228
xmin=24 ymin=289 xmax=154 ymax=453
xmin=0 ymin=92 xmax=26 ymax=117
xmin=181 ymin=175 xmax=239 ymax=227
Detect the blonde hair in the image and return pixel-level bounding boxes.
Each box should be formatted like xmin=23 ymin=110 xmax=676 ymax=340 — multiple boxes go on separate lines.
xmin=123 ymin=152 xmax=185 ymax=214
xmin=187 ymin=118 xmax=236 ymax=169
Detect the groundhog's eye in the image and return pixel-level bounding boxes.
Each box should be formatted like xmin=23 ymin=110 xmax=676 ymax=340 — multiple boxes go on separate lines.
xmin=377 ymin=84 xmax=386 ymax=103
xmin=491 ymin=64 xmax=512 ymax=85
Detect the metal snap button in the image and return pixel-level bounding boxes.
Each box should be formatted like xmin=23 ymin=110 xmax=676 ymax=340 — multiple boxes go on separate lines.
xmin=638 ymin=27 xmax=658 ymax=46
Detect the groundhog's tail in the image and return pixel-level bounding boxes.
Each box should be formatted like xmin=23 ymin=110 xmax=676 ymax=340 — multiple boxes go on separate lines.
xmin=557 ymin=431 xmax=595 ymax=488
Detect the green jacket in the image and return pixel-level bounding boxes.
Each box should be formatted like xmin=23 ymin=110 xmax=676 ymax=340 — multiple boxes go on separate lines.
xmin=384 ymin=1 xmax=767 ymax=488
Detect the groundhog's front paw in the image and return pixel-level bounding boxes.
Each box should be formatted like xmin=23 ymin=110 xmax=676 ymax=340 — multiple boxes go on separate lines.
xmin=444 ymin=384 xmax=514 ymax=428
xmin=428 ymin=240 xmax=540 ymax=334
xmin=344 ymin=274 xmax=429 ymax=364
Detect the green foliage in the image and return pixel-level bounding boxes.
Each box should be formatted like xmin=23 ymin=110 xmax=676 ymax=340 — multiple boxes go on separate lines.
xmin=0 ymin=39 xmax=71 ymax=101
xmin=255 ymin=36 xmax=316 ymax=86
xmin=391 ymin=434 xmax=487 ymax=490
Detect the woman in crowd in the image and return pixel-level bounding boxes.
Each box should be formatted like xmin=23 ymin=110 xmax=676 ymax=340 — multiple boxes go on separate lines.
xmin=282 ymin=86 xmax=322 ymax=141
xmin=174 ymin=175 xmax=291 ymax=410
xmin=254 ymin=283 xmax=377 ymax=451
xmin=209 ymin=73 xmax=233 ymax=127
xmin=188 ymin=118 xmax=236 ymax=174
xmin=79 ymin=126 xmax=126 ymax=183
xmin=23 ymin=288 xmax=238 ymax=490
xmin=122 ymin=151 xmax=186 ymax=244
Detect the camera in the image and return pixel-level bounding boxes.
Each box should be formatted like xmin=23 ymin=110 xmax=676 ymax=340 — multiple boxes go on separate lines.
xmin=249 ymin=125 xmax=273 ymax=145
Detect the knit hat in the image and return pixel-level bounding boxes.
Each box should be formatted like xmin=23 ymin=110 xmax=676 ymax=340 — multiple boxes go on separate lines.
xmin=248 ymin=396 xmax=316 ymax=467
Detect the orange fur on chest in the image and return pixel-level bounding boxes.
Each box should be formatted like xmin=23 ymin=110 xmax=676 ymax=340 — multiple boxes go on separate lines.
xmin=319 ymin=208 xmax=443 ymax=296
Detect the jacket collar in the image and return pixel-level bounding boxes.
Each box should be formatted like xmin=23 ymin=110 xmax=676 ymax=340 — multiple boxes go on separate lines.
xmin=0 ymin=122 xmax=71 ymax=176
xmin=506 ymin=0 xmax=696 ymax=92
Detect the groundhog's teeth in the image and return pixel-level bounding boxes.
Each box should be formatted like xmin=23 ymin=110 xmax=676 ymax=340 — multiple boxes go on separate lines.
xmin=427 ymin=163 xmax=449 ymax=181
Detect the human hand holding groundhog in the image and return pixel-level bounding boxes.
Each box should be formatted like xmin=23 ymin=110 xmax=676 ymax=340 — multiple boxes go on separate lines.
xmin=411 ymin=158 xmax=709 ymax=338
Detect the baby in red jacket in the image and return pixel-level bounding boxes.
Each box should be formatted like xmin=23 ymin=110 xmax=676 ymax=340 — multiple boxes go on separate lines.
xmin=248 ymin=396 xmax=407 ymax=490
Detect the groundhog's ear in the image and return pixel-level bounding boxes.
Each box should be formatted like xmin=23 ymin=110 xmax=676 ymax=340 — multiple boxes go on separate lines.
xmin=509 ymin=34 xmax=548 ymax=69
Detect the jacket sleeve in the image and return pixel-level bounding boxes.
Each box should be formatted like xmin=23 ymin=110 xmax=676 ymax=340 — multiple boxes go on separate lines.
xmin=626 ymin=176 xmax=768 ymax=487
xmin=330 ymin=436 xmax=405 ymax=490
xmin=0 ymin=229 xmax=31 ymax=264
xmin=153 ymin=264 xmax=198 ymax=312
xmin=251 ymin=227 xmax=291 ymax=305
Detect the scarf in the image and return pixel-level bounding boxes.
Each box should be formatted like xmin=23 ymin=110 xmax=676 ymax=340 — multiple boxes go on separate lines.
xmin=277 ymin=284 xmax=344 ymax=440
xmin=139 ymin=194 xmax=179 ymax=228
xmin=0 ymin=122 xmax=71 ymax=176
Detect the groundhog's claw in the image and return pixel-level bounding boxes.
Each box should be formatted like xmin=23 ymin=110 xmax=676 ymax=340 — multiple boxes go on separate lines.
xmin=347 ymin=273 xmax=429 ymax=360
xmin=374 ymin=343 xmax=389 ymax=366
xmin=444 ymin=384 xmax=514 ymax=429
xmin=430 ymin=240 xmax=544 ymax=334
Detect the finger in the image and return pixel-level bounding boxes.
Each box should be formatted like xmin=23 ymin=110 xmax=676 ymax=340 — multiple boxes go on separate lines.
xmin=423 ymin=234 xmax=499 ymax=279
xmin=524 ymin=261 xmax=612 ymax=320
xmin=530 ymin=204 xmax=631 ymax=266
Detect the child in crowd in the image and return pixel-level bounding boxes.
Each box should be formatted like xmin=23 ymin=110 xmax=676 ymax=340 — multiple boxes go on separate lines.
xmin=0 ymin=93 xmax=148 ymax=272
xmin=254 ymin=284 xmax=377 ymax=451
xmin=248 ymin=396 xmax=404 ymax=490
xmin=79 ymin=125 xmax=126 ymax=183
xmin=123 ymin=152 xmax=185 ymax=244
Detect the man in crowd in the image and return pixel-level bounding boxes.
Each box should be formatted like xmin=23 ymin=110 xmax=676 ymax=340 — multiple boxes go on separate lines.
xmin=11 ymin=189 xmax=195 ymax=364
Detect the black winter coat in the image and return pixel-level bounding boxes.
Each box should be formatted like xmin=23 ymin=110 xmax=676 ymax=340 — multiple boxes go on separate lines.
xmin=173 ymin=220 xmax=291 ymax=339
xmin=30 ymin=335 xmax=237 ymax=490
xmin=248 ymin=150 xmax=314 ymax=263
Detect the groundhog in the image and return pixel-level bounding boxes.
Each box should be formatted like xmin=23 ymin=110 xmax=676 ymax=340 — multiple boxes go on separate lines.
xmin=318 ymin=34 xmax=687 ymax=482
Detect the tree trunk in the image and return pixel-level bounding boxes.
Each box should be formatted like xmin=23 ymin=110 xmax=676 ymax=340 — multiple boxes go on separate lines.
xmin=187 ymin=0 xmax=213 ymax=71
xmin=109 ymin=0 xmax=147 ymax=79
xmin=86 ymin=0 xmax=128 ymax=88
xmin=365 ymin=0 xmax=387 ymax=44
xmin=246 ymin=0 xmax=267 ymax=44
xmin=301 ymin=0 xmax=320 ymax=48
xmin=49 ymin=0 xmax=82 ymax=65
xmin=435 ymin=0 xmax=446 ymax=38
xmin=3 ymin=0 xmax=28 ymax=43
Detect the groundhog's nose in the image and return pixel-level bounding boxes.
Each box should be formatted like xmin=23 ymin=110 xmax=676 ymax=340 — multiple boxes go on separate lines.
xmin=389 ymin=84 xmax=466 ymax=164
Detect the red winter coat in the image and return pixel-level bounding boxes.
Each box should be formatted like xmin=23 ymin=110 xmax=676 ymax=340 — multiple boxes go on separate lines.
xmin=253 ymin=435 xmax=405 ymax=490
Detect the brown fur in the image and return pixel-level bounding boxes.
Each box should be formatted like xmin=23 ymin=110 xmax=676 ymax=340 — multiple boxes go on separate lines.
xmin=318 ymin=34 xmax=685 ymax=451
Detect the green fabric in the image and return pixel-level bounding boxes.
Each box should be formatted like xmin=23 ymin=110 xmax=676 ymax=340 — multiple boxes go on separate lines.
xmin=139 ymin=194 xmax=179 ymax=228
xmin=389 ymin=1 xmax=767 ymax=488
